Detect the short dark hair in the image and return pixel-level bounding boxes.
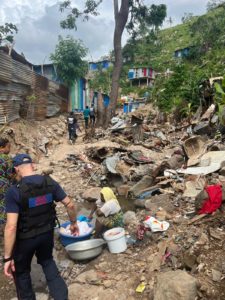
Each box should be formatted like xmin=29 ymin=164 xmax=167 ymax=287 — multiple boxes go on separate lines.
xmin=86 ymin=106 xmax=89 ymax=109
xmin=0 ymin=137 xmax=9 ymax=148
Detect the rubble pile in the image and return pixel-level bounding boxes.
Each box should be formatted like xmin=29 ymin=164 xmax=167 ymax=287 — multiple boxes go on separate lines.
xmin=2 ymin=104 xmax=225 ymax=299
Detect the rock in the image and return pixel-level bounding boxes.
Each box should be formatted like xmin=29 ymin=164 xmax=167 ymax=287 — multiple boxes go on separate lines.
xmin=82 ymin=187 xmax=101 ymax=202
xmin=69 ymin=283 xmax=116 ymax=300
xmin=183 ymin=252 xmax=197 ymax=270
xmin=193 ymin=122 xmax=211 ymax=136
xmin=212 ymin=269 xmax=222 ymax=282
xmin=103 ymin=280 xmax=113 ymax=288
xmin=155 ymin=209 xmax=170 ymax=221
xmin=123 ymin=211 xmax=138 ymax=226
xmin=41 ymin=168 xmax=53 ymax=175
xmin=129 ymin=175 xmax=153 ymax=197
xmin=134 ymin=199 xmax=146 ymax=208
xmin=11 ymin=294 xmax=48 ymax=300
xmin=117 ymin=184 xmax=130 ymax=196
xmin=154 ymin=270 xmax=197 ymax=300
xmin=75 ymin=270 xmax=101 ymax=285
xmin=145 ymin=194 xmax=173 ymax=213
xmin=195 ymin=233 xmax=209 ymax=246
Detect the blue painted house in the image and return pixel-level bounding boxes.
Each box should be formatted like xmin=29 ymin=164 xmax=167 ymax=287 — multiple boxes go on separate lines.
xmin=69 ymin=78 xmax=91 ymax=112
xmin=174 ymin=47 xmax=191 ymax=58
xmin=89 ymin=60 xmax=112 ymax=72
xmin=32 ymin=64 xmax=63 ymax=83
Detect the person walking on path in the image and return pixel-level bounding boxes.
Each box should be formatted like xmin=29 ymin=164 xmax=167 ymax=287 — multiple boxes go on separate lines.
xmin=83 ymin=106 xmax=90 ymax=129
xmin=3 ymin=154 xmax=79 ymax=300
xmin=67 ymin=112 xmax=81 ymax=144
xmin=0 ymin=138 xmax=14 ymax=234
xmin=89 ymin=104 xmax=96 ymax=127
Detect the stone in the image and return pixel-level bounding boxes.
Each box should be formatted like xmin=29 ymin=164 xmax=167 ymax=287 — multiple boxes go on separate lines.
xmin=75 ymin=270 xmax=101 ymax=285
xmin=123 ymin=211 xmax=138 ymax=225
xmin=117 ymin=184 xmax=130 ymax=196
xmin=194 ymin=233 xmax=209 ymax=246
xmin=103 ymin=280 xmax=113 ymax=288
xmin=183 ymin=252 xmax=197 ymax=270
xmin=134 ymin=199 xmax=146 ymax=208
xmin=11 ymin=294 xmax=48 ymax=300
xmin=145 ymin=194 xmax=173 ymax=214
xmin=154 ymin=270 xmax=197 ymax=300
xmin=41 ymin=168 xmax=53 ymax=175
xmin=129 ymin=175 xmax=153 ymax=197
xmin=82 ymin=187 xmax=101 ymax=202
xmin=69 ymin=283 xmax=119 ymax=300
xmin=212 ymin=269 xmax=222 ymax=282
xmin=155 ymin=209 xmax=169 ymax=221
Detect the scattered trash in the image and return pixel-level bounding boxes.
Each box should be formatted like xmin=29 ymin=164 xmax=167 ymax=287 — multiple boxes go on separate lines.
xmin=136 ymin=282 xmax=146 ymax=293
xmin=143 ymin=216 xmax=170 ymax=232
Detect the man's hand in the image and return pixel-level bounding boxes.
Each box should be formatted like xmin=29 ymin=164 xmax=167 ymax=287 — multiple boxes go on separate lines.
xmin=4 ymin=259 xmax=15 ymax=279
xmin=70 ymin=222 xmax=79 ymax=236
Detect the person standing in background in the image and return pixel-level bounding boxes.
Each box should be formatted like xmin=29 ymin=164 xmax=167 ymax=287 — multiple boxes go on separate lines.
xmin=0 ymin=137 xmax=14 ymax=235
xmin=83 ymin=106 xmax=90 ymax=129
xmin=89 ymin=103 xmax=96 ymax=127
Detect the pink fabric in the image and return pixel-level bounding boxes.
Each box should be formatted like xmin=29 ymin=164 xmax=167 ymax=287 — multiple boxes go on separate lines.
xmin=198 ymin=184 xmax=222 ymax=214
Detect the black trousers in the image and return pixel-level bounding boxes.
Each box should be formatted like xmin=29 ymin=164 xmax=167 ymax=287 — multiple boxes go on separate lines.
xmin=90 ymin=115 xmax=95 ymax=126
xmin=68 ymin=126 xmax=75 ymax=140
xmin=14 ymin=231 xmax=68 ymax=300
xmin=84 ymin=118 xmax=89 ymax=129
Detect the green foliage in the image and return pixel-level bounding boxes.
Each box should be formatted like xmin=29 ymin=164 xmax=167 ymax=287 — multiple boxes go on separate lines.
xmin=154 ymin=63 xmax=208 ymax=112
xmin=181 ymin=13 xmax=194 ymax=24
xmin=50 ymin=36 xmax=88 ymax=85
xmin=89 ymin=67 xmax=113 ymax=94
xmin=214 ymin=77 xmax=225 ymax=125
xmin=190 ymin=6 xmax=225 ymax=50
xmin=0 ymin=23 xmax=18 ymax=45
xmin=26 ymin=94 xmax=37 ymax=103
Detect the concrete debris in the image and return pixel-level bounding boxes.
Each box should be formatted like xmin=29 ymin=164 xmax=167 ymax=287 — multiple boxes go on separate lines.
xmin=3 ymin=102 xmax=225 ymax=299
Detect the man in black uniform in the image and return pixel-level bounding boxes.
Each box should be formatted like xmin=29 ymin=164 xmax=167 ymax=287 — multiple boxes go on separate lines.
xmin=67 ymin=112 xmax=81 ymax=144
xmin=3 ymin=154 xmax=79 ymax=300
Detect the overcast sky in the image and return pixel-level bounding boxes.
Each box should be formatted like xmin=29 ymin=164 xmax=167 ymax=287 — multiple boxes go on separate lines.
xmin=0 ymin=0 xmax=209 ymax=64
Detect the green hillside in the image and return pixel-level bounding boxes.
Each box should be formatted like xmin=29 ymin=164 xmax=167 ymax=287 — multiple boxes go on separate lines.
xmin=90 ymin=4 xmax=225 ymax=113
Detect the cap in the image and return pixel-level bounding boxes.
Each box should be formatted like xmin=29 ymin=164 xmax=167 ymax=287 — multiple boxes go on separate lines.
xmin=13 ymin=154 xmax=33 ymax=167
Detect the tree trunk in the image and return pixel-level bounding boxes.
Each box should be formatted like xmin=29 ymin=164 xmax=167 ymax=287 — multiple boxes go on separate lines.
xmin=104 ymin=0 xmax=129 ymax=127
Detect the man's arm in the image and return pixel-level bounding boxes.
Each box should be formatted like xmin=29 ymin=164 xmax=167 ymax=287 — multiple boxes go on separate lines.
xmin=61 ymin=196 xmax=79 ymax=235
xmin=4 ymin=213 xmax=18 ymax=278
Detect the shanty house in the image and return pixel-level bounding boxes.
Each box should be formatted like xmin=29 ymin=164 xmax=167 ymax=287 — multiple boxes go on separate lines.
xmin=174 ymin=47 xmax=191 ymax=58
xmin=128 ymin=67 xmax=155 ymax=87
xmin=0 ymin=47 xmax=68 ymax=123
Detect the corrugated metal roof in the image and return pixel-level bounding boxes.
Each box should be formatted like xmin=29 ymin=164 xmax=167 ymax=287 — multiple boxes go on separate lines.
xmin=0 ymin=52 xmax=12 ymax=83
xmin=0 ymin=51 xmax=68 ymax=123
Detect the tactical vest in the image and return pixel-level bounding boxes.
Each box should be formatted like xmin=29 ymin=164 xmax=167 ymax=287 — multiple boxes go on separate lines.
xmin=17 ymin=176 xmax=56 ymax=239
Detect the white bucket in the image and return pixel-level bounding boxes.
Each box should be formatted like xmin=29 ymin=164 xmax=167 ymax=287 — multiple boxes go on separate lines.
xmin=103 ymin=227 xmax=127 ymax=254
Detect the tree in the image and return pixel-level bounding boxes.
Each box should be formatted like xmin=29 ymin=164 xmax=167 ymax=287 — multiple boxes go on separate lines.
xmin=167 ymin=17 xmax=173 ymax=27
xmin=59 ymin=0 xmax=166 ymax=126
xmin=50 ymin=36 xmax=88 ymax=85
xmin=0 ymin=23 xmax=18 ymax=45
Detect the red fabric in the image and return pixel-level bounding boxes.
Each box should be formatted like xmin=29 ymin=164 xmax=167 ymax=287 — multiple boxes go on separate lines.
xmin=136 ymin=224 xmax=149 ymax=240
xmin=198 ymin=184 xmax=222 ymax=214
xmin=143 ymin=68 xmax=147 ymax=76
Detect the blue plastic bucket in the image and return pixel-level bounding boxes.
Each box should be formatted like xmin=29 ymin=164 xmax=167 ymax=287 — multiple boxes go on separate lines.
xmin=59 ymin=221 xmax=94 ymax=247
